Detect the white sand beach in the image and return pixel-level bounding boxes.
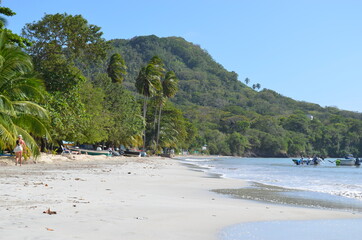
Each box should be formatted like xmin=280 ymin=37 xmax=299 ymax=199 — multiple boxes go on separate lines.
xmin=0 ymin=154 xmax=360 ymax=240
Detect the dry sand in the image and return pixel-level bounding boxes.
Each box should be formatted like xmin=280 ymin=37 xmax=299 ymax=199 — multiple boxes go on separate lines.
xmin=0 ymin=153 xmax=360 ymax=240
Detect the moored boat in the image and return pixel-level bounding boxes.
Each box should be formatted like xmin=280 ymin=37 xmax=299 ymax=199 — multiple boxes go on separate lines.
xmin=336 ymin=157 xmax=360 ymax=166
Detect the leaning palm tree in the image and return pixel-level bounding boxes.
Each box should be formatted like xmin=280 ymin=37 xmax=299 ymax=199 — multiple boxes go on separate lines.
xmin=135 ymin=56 xmax=164 ymax=150
xmin=155 ymin=71 xmax=178 ymax=150
xmin=107 ymin=53 xmax=127 ymax=84
xmin=0 ymin=32 xmax=50 ymax=157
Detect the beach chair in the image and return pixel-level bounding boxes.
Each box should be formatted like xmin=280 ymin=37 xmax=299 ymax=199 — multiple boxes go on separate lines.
xmin=61 ymin=145 xmax=71 ymax=154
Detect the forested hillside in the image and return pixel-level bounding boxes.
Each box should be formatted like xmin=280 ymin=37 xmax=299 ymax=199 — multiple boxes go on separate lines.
xmin=4 ymin=9 xmax=360 ymax=158
xmin=107 ymin=35 xmax=362 ymax=157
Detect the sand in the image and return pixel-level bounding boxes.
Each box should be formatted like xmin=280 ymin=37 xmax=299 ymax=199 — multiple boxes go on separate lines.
xmin=0 ymin=153 xmax=360 ymax=240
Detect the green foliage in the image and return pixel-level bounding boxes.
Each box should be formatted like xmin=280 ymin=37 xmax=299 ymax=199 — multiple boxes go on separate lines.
xmin=78 ymin=81 xmax=112 ymax=143
xmin=12 ymin=10 xmax=362 ymax=158
xmin=227 ymin=132 xmax=249 ymax=156
xmin=106 ymin=35 xmax=362 ymax=157
xmin=100 ymin=74 xmax=144 ymax=146
xmin=0 ymin=32 xmax=49 ymax=156
xmin=107 ymin=53 xmax=127 ymax=84
xmin=0 ymin=5 xmax=31 ymax=47
xmin=22 ymin=13 xmax=109 ymax=63
xmin=45 ymin=88 xmax=88 ymax=143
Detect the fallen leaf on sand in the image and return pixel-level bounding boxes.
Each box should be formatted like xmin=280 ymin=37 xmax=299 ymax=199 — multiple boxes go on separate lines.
xmin=46 ymin=227 xmax=54 ymax=231
xmin=43 ymin=208 xmax=57 ymax=215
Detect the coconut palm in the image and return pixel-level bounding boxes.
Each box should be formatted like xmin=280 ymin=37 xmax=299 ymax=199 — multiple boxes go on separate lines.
xmin=155 ymin=71 xmax=178 ymax=150
xmin=107 ymin=53 xmax=127 ymax=84
xmin=135 ymin=56 xmax=164 ymax=150
xmin=0 ymin=32 xmax=49 ymax=157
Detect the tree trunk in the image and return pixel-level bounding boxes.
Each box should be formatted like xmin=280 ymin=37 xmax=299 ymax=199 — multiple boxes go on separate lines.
xmin=155 ymin=104 xmax=163 ymax=151
xmin=142 ymin=97 xmax=148 ymax=150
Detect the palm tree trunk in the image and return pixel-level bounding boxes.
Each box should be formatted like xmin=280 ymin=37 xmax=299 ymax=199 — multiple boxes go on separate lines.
xmin=142 ymin=97 xmax=148 ymax=150
xmin=150 ymin=105 xmax=158 ymax=148
xmin=155 ymin=104 xmax=163 ymax=151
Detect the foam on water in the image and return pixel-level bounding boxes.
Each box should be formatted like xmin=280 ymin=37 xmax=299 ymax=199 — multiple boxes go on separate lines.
xmin=179 ymin=157 xmax=362 ymax=240
xmin=180 ymin=157 xmax=362 ymax=202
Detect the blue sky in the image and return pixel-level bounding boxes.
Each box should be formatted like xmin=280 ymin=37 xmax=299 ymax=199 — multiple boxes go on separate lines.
xmin=4 ymin=0 xmax=362 ymax=112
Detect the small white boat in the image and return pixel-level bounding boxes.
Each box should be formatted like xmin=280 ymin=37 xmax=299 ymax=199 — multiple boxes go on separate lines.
xmin=335 ymin=155 xmax=361 ymax=166
xmin=336 ymin=158 xmax=360 ymax=166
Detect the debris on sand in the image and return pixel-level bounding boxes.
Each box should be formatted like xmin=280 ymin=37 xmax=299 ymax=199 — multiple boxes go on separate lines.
xmin=43 ymin=208 xmax=57 ymax=215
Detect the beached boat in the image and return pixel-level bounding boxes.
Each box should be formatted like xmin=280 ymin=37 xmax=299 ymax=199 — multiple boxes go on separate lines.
xmin=71 ymin=148 xmax=112 ymax=157
xmin=123 ymin=149 xmax=142 ymax=157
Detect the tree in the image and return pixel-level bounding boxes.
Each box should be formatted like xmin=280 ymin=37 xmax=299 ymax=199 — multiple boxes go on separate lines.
xmin=107 ymin=53 xmax=127 ymax=84
xmin=252 ymin=83 xmax=261 ymax=90
xmin=281 ymin=113 xmax=310 ymax=134
xmin=78 ymin=81 xmax=112 ymax=143
xmin=155 ymin=71 xmax=178 ymax=150
xmin=227 ymin=132 xmax=249 ymax=156
xmin=93 ymin=73 xmax=144 ymax=147
xmin=0 ymin=3 xmax=31 ymax=47
xmin=156 ymin=103 xmax=188 ymax=150
xmin=244 ymin=77 xmax=250 ymax=85
xmin=22 ymin=13 xmax=110 ymax=145
xmin=22 ymin=13 xmax=109 ymax=78
xmin=135 ymin=56 xmax=164 ymax=149
xmin=0 ymin=32 xmax=49 ymax=156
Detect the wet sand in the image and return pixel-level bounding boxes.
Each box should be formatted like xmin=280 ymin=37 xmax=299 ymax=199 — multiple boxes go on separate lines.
xmin=0 ymin=154 xmax=360 ymax=240
xmin=213 ymin=182 xmax=362 ymax=213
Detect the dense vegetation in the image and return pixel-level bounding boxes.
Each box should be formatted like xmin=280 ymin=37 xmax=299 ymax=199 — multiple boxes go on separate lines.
xmin=1 ymin=7 xmax=362 ymax=158
xmin=107 ymin=35 xmax=362 ymax=157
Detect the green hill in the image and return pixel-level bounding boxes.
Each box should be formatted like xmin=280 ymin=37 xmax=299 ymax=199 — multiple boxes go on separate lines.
xmin=107 ymin=35 xmax=362 ymax=157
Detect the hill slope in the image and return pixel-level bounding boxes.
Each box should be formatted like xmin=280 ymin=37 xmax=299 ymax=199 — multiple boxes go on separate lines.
xmin=107 ymin=35 xmax=362 ymax=157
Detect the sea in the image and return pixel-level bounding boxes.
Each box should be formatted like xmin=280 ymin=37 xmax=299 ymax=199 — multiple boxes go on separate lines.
xmin=177 ymin=156 xmax=362 ymax=240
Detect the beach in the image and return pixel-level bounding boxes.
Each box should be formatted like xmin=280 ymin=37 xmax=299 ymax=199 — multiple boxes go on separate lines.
xmin=0 ymin=154 xmax=360 ymax=240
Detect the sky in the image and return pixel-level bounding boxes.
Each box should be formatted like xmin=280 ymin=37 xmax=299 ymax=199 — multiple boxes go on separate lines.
xmin=3 ymin=0 xmax=362 ymax=112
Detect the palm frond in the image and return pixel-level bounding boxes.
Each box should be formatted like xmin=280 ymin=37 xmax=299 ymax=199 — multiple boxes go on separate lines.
xmin=0 ymin=94 xmax=15 ymax=116
xmin=12 ymin=114 xmax=50 ymax=139
xmin=0 ymin=118 xmax=16 ymax=149
xmin=12 ymin=101 xmax=49 ymax=120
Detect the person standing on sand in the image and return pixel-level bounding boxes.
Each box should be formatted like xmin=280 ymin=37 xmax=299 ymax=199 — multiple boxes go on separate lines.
xmin=16 ymin=135 xmax=27 ymax=165
xmin=14 ymin=139 xmax=23 ymax=166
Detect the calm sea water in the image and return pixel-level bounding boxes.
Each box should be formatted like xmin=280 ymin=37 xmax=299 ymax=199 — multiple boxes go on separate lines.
xmin=180 ymin=157 xmax=362 ymax=203
xmin=178 ymin=156 xmax=362 ymax=240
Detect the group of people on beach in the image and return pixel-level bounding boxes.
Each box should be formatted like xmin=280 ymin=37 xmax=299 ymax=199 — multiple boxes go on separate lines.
xmin=13 ymin=135 xmax=27 ymax=166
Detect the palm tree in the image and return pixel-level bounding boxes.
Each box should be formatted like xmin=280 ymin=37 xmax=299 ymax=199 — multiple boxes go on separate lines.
xmin=244 ymin=78 xmax=250 ymax=85
xmin=107 ymin=53 xmax=127 ymax=84
xmin=135 ymin=56 xmax=164 ymax=150
xmin=0 ymin=32 xmax=49 ymax=157
xmin=155 ymin=71 xmax=178 ymax=150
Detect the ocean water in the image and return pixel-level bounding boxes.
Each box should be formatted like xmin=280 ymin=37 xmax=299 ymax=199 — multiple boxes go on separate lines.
xmin=178 ymin=156 xmax=362 ymax=240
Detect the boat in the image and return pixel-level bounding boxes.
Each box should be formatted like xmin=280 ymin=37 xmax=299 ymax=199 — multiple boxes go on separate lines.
xmin=123 ymin=149 xmax=142 ymax=157
xmin=336 ymin=159 xmax=355 ymax=166
xmin=292 ymin=157 xmax=322 ymax=165
xmin=335 ymin=155 xmax=360 ymax=166
xmin=71 ymin=148 xmax=112 ymax=157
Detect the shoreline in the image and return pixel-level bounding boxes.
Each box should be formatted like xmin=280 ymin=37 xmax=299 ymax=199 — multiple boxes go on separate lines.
xmin=1 ymin=154 xmax=361 ymax=240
